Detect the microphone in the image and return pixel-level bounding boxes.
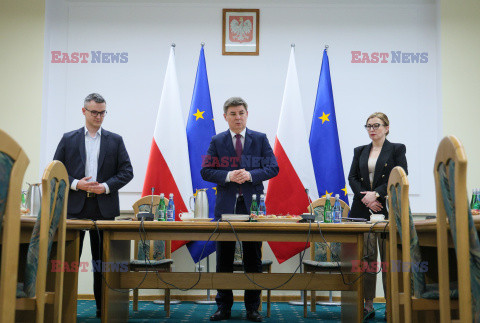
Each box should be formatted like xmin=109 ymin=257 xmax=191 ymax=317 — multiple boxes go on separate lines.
xmin=233 ymin=193 xmax=239 ymax=214
xmin=301 ymin=188 xmax=316 ymax=222
xmin=341 ymin=217 xmax=367 ymax=222
xmin=221 ymin=193 xmax=248 ymax=221
xmin=137 ymin=187 xmax=155 ymax=221
xmin=300 ymin=188 xmax=315 ymax=222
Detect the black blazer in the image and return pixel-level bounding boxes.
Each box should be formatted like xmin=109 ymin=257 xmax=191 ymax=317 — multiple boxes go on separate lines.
xmin=348 ymin=139 xmax=407 ymax=220
xmin=200 ymin=128 xmax=279 ymax=219
xmin=53 ymin=127 xmax=134 ymax=219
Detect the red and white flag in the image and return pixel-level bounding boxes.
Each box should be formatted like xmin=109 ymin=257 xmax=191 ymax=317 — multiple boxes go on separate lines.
xmin=142 ymin=46 xmax=193 ymax=252
xmin=266 ymin=47 xmax=319 ymax=263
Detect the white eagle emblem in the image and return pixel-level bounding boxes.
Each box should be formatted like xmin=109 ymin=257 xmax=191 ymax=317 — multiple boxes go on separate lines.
xmin=229 ymin=17 xmax=253 ymax=43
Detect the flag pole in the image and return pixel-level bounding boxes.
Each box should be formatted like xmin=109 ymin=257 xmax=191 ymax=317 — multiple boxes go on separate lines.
xmin=152 ymin=41 xmax=183 ymax=307
xmin=194 ymin=255 xmax=216 ymax=304
xmin=282 ymin=43 xmax=309 ymax=308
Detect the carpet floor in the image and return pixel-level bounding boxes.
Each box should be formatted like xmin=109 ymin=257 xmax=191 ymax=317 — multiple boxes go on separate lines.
xmin=77 ymin=300 xmax=386 ymax=322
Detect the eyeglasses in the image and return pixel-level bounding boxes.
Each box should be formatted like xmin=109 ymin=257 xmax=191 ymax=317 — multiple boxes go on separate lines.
xmin=364 ymin=123 xmax=384 ymax=130
xmin=85 ymin=107 xmax=107 ymax=117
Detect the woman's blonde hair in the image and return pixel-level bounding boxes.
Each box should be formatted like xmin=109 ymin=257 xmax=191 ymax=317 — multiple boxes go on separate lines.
xmin=366 ymin=112 xmax=389 ymax=135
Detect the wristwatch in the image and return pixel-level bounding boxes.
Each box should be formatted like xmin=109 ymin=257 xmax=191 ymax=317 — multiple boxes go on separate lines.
xmin=375 ymin=191 xmax=380 ymax=198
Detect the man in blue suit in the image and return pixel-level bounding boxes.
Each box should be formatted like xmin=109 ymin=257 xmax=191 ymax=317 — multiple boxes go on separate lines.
xmin=53 ymin=93 xmax=133 ymax=318
xmin=201 ymin=97 xmax=279 ymax=322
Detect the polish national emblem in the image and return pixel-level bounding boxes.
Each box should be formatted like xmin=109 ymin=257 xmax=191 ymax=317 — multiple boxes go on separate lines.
xmin=229 ymin=16 xmax=253 ymax=43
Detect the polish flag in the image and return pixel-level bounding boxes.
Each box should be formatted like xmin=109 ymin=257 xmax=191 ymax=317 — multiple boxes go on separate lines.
xmin=266 ymin=47 xmax=319 ymax=264
xmin=142 ymin=46 xmax=193 ymax=252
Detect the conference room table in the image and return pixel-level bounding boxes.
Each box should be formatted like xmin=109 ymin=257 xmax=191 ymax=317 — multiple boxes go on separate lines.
xmin=95 ymin=220 xmax=376 ymax=323
xmin=18 ymin=216 xmax=92 ymax=323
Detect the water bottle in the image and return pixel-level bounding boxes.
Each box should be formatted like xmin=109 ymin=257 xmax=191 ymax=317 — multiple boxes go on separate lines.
xmin=323 ymin=194 xmax=333 ymax=223
xmin=258 ymin=194 xmax=267 ymax=216
xmin=166 ymin=193 xmax=175 ymax=221
xmin=250 ymin=194 xmax=258 ymax=216
xmin=158 ymin=193 xmax=166 ymax=221
xmin=333 ymin=194 xmax=342 ymax=223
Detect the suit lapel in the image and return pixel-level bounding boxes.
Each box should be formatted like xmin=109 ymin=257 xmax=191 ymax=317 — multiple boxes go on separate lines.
xmin=372 ymin=139 xmax=392 ymax=188
xmin=359 ymin=143 xmax=371 ymax=186
xmin=98 ymin=129 xmax=109 ymax=171
xmin=77 ymin=128 xmax=86 ymax=167
xmin=222 ymin=130 xmax=236 ymax=157
xmin=243 ymin=128 xmax=252 ymax=155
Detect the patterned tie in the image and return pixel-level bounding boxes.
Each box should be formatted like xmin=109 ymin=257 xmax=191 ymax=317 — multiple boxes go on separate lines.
xmin=235 ymin=134 xmax=243 ymax=195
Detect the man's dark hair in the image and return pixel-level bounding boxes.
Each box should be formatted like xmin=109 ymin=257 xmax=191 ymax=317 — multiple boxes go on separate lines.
xmin=84 ymin=93 xmax=106 ymax=107
xmin=223 ymin=97 xmax=248 ymax=114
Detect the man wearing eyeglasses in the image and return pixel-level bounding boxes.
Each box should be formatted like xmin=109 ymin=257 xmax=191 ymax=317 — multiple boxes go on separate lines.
xmin=53 ymin=93 xmax=133 ymax=318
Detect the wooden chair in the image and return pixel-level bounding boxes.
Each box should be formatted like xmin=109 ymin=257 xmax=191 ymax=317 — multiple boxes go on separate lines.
xmin=130 ymin=195 xmax=173 ymax=317
xmin=302 ymin=197 xmax=350 ymax=316
xmin=388 ymin=165 xmax=458 ymax=323
xmin=232 ymin=242 xmax=272 ymax=317
xmin=434 ymin=135 xmax=480 ymax=323
xmin=0 ymin=129 xmax=29 ymax=323
xmin=16 ymin=160 xmax=69 ymax=322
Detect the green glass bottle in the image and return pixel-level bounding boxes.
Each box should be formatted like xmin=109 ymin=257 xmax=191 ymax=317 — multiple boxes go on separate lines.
xmin=470 ymin=189 xmax=477 ymax=210
xmin=21 ymin=190 xmax=26 ymax=208
xmin=250 ymin=194 xmax=258 ymax=216
xmin=473 ymin=189 xmax=480 ymax=211
xmin=323 ymin=194 xmax=332 ymax=223
xmin=158 ymin=193 xmax=166 ymax=221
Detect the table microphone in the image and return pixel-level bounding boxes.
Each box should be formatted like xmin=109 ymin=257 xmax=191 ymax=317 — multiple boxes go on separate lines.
xmin=233 ymin=193 xmax=239 ymax=215
xmin=301 ymin=188 xmax=316 ymax=223
xmin=137 ymin=187 xmax=155 ymax=221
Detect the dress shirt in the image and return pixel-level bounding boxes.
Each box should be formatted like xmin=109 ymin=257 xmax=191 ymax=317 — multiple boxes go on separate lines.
xmin=71 ymin=127 xmax=110 ymax=194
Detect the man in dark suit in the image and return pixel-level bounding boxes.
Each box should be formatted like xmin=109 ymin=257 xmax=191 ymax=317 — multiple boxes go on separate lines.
xmin=201 ymin=97 xmax=279 ymax=322
xmin=53 ymin=93 xmax=133 ymax=318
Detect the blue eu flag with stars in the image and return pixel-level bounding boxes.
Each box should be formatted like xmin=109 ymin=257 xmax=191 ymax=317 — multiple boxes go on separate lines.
xmin=309 ymin=49 xmax=349 ymax=205
xmin=186 ymin=46 xmax=217 ymax=263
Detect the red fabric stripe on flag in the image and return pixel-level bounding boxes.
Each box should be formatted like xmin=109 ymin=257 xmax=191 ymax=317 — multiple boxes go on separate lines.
xmin=142 ymin=139 xmax=188 ymax=252
xmin=266 ymin=137 xmax=310 ymax=263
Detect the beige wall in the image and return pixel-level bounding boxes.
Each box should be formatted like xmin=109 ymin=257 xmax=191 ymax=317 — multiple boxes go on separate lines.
xmin=0 ymin=0 xmax=45 ymax=184
xmin=441 ymin=0 xmax=480 ymax=192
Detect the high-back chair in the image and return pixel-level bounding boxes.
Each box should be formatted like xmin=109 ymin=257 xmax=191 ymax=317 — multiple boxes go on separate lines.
xmin=16 ymin=160 xmax=69 ymax=322
xmin=388 ymin=165 xmax=459 ymax=323
xmin=0 ymin=129 xmax=29 ymax=323
xmin=434 ymin=135 xmax=480 ymax=323
xmin=302 ymin=197 xmax=350 ymax=315
xmin=130 ymin=195 xmax=173 ymax=317
xmin=232 ymin=242 xmax=272 ymax=317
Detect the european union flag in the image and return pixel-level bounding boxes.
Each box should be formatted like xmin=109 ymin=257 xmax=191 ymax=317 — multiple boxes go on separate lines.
xmin=186 ymin=46 xmax=217 ymax=263
xmin=309 ymin=49 xmax=349 ymax=205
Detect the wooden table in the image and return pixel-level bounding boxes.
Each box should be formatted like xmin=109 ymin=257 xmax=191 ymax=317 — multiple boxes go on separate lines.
xmin=19 ymin=217 xmax=92 ymax=323
xmin=95 ymin=220 xmax=376 ymax=323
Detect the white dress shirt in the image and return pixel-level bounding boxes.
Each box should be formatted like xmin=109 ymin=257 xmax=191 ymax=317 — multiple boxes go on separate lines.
xmin=71 ymin=127 xmax=110 ymax=194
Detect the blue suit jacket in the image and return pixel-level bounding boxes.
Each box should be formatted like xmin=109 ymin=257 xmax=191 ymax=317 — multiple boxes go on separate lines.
xmin=53 ymin=127 xmax=134 ymax=219
xmin=200 ymin=128 xmax=279 ymax=219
